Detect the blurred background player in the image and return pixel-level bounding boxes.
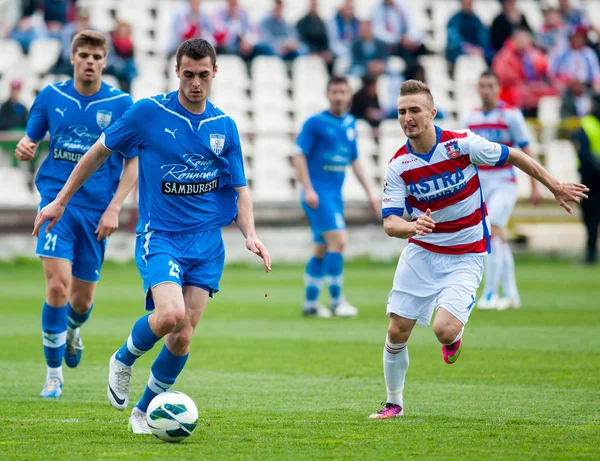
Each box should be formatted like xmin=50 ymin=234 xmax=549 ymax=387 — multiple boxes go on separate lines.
xmin=572 ymin=97 xmax=600 ymax=265
xmin=370 ymin=80 xmax=587 ymax=419
xmin=14 ymin=30 xmax=138 ymax=399
xmin=33 ymin=38 xmax=271 ymax=434
xmin=293 ymin=76 xmax=380 ymax=318
xmin=466 ymin=70 xmax=541 ymax=310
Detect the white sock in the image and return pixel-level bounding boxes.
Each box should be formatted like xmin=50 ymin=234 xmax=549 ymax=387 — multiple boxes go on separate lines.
xmin=383 ymin=337 xmax=409 ymax=406
xmin=501 ymin=241 xmax=519 ymax=300
xmin=47 ymin=366 xmax=63 ymax=382
xmin=483 ymin=236 xmax=504 ymax=296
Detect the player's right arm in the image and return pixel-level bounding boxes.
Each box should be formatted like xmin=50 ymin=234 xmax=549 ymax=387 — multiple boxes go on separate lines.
xmin=381 ymin=161 xmax=434 ymax=239
xmin=15 ymin=87 xmax=50 ymax=161
xmin=33 ymin=141 xmax=113 ymax=235
xmin=292 ymin=117 xmax=319 ymax=208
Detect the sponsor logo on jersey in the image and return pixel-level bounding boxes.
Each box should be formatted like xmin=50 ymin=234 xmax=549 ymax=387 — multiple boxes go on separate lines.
xmin=210 ymin=134 xmax=225 ymax=155
xmin=96 ymin=110 xmax=112 ymax=129
xmin=53 ymin=148 xmax=84 ymax=163
xmin=162 ymin=178 xmax=220 ymax=195
xmin=408 ymin=167 xmax=466 ymax=195
xmin=445 ymin=140 xmax=460 ymax=159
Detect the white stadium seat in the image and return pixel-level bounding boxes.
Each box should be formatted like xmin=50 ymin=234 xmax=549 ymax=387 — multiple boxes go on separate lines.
xmin=0 ymin=39 xmax=24 ymax=74
xmin=29 ymin=38 xmax=62 ymax=75
xmin=544 ymin=140 xmax=580 ymax=184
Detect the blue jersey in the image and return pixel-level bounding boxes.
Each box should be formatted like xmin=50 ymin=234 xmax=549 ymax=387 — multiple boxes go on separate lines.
xmin=296 ymin=111 xmax=359 ymax=194
xmin=100 ymin=92 xmax=246 ymax=234
xmin=26 ymin=80 xmax=135 ymax=211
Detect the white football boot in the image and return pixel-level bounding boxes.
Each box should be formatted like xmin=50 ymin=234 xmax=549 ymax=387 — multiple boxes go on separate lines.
xmin=107 ymin=353 xmax=132 ymax=411
xmin=128 ymin=407 xmax=151 ymax=434
xmin=476 ymin=292 xmax=498 ymax=310
xmin=332 ymin=298 xmax=358 ymax=317
xmin=496 ymin=297 xmax=521 ymax=310
xmin=40 ymin=377 xmax=62 ymax=398
xmin=303 ymin=302 xmax=332 ymax=318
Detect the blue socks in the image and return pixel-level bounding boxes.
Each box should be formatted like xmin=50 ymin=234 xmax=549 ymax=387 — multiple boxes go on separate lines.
xmin=67 ymin=302 xmax=93 ymax=330
xmin=304 ymin=256 xmax=324 ymax=308
xmin=324 ymin=252 xmax=344 ymax=306
xmin=115 ymin=315 xmax=161 ymax=366
xmin=42 ymin=302 xmax=68 ymax=371
xmin=135 ymin=344 xmax=189 ymax=413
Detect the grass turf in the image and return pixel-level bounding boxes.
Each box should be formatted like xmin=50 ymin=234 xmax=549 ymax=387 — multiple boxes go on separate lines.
xmin=0 ymin=257 xmax=599 ymax=460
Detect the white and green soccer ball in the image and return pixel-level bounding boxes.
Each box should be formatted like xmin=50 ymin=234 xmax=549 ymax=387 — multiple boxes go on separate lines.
xmin=146 ymin=391 xmax=199 ymax=443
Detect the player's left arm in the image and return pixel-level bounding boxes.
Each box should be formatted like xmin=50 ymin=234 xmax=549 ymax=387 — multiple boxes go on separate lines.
xmin=95 ymin=156 xmax=139 ymax=241
xmin=235 ymin=186 xmax=271 ymax=272
xmin=351 ymin=159 xmax=380 ymax=217
xmin=506 ymin=148 xmax=588 ymax=214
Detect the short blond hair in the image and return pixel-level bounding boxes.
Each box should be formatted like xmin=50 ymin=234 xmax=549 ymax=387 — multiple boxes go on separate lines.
xmin=71 ymin=30 xmax=108 ymax=56
xmin=399 ymin=79 xmax=434 ymax=108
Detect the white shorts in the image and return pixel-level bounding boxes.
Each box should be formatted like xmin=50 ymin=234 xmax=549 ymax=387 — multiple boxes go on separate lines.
xmin=387 ymin=244 xmax=484 ymax=326
xmin=480 ymin=180 xmax=517 ymax=228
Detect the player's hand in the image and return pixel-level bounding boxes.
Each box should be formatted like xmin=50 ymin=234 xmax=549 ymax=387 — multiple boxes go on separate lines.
xmin=414 ymin=208 xmax=435 ymax=236
xmin=15 ymin=137 xmax=38 ymax=162
xmin=246 ymin=236 xmax=272 ymax=272
xmin=33 ymin=200 xmax=65 ymax=236
xmin=369 ymin=196 xmax=381 ymax=217
xmin=304 ymin=188 xmax=319 ymax=209
xmin=95 ymin=206 xmax=119 ymax=241
xmin=553 ymin=182 xmax=589 ymax=214
xmin=530 ymin=184 xmax=543 ymax=206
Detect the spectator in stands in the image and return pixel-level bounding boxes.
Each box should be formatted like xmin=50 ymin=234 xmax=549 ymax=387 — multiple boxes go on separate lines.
xmin=350 ymin=75 xmax=385 ymax=129
xmin=561 ymin=81 xmax=592 ymax=119
xmin=370 ymin=0 xmax=426 ymax=66
xmin=166 ymin=0 xmax=223 ymax=56
xmin=492 ymin=28 xmax=559 ymax=116
xmin=11 ymin=5 xmax=47 ymax=53
xmin=490 ymin=0 xmax=531 ymax=53
xmin=107 ymin=20 xmax=137 ymax=93
xmin=43 ymin=0 xmax=74 ymax=34
xmin=572 ymin=97 xmax=600 ymax=264
xmin=297 ymin=0 xmax=333 ymax=70
xmin=349 ymin=20 xmax=387 ymax=77
xmin=51 ymin=6 xmax=94 ymax=75
xmin=549 ymin=25 xmax=600 ymax=94
xmin=558 ymin=0 xmax=596 ymax=32
xmin=446 ymin=0 xmax=492 ymax=70
xmin=537 ymin=5 xmax=567 ymax=52
xmin=218 ymin=0 xmax=273 ymax=62
xmin=259 ymin=0 xmax=306 ymax=62
xmin=328 ymin=0 xmax=360 ymax=61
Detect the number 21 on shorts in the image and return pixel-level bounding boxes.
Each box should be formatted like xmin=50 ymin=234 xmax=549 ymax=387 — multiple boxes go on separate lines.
xmin=44 ymin=233 xmax=58 ymax=252
xmin=168 ymin=260 xmax=180 ymax=279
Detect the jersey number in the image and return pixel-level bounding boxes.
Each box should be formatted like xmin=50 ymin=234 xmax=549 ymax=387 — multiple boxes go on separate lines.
xmin=44 ymin=233 xmax=58 ymax=252
xmin=168 ymin=260 xmax=180 ymax=279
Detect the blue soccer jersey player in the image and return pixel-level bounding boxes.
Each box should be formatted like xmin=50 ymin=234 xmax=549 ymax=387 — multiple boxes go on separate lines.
xmin=33 ymin=39 xmax=271 ymax=434
xmin=292 ymin=76 xmax=379 ymax=318
xmin=15 ymin=31 xmax=138 ymax=399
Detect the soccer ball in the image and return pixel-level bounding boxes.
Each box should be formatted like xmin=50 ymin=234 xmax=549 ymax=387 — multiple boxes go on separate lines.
xmin=146 ymin=391 xmax=199 ymax=443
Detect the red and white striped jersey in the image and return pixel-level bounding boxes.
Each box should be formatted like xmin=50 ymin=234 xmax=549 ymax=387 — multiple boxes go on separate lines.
xmin=382 ymin=127 xmax=509 ymax=255
xmin=464 ymin=102 xmax=530 ymax=184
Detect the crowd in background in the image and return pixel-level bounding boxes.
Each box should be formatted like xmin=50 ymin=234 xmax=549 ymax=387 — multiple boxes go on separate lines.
xmin=1 ymin=0 xmax=599 ymax=126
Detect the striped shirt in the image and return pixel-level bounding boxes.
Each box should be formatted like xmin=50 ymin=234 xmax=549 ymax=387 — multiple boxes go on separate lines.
xmin=464 ymin=102 xmax=530 ymax=183
xmin=382 ymin=126 xmax=509 ymax=255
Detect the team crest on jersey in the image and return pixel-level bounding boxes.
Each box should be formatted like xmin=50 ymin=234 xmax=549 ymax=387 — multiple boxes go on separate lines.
xmin=445 ymin=140 xmax=460 ymax=159
xmin=210 ymin=134 xmax=225 ymax=155
xmin=96 ymin=110 xmax=112 ymax=129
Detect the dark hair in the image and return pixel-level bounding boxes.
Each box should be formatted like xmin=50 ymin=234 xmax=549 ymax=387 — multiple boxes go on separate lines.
xmin=479 ymin=69 xmax=500 ymax=82
xmin=176 ymin=38 xmax=217 ymax=67
xmin=71 ymin=30 xmax=108 ymax=56
xmin=327 ymin=75 xmax=349 ymax=89
xmin=399 ymin=79 xmax=434 ymax=107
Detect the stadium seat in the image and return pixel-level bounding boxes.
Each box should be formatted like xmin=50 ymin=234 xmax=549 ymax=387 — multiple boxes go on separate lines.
xmin=419 ymin=55 xmax=451 ymax=91
xmin=355 ymin=119 xmax=374 ymax=139
xmin=537 ymin=96 xmax=561 ymax=128
xmin=251 ymin=56 xmax=290 ymax=90
xmin=379 ymin=119 xmax=404 ymax=139
xmin=254 ymin=134 xmax=296 ymax=161
xmin=358 ymin=135 xmax=378 ymax=159
xmin=343 ymin=171 xmax=369 ymax=201
xmin=379 ymin=135 xmax=405 ymax=173
xmin=130 ymin=76 xmax=166 ymax=101
xmin=514 ymin=166 xmax=532 ymax=200
xmin=253 ymin=111 xmax=294 ymax=134
xmin=473 ymin=0 xmax=502 ymax=25
xmin=252 ymin=86 xmax=292 ymax=112
xmin=0 ymin=39 xmax=24 ymax=74
xmin=0 ymin=167 xmax=36 ymax=207
xmin=454 ymin=54 xmax=487 ymax=88
xmin=429 ymin=1 xmax=460 ymax=52
xmin=543 ymin=140 xmax=580 ymax=184
xmin=520 ymin=0 xmax=544 ymax=31
xmin=29 ymin=38 xmax=62 ymax=75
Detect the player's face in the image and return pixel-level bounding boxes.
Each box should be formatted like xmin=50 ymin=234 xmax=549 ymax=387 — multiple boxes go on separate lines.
xmin=397 ymin=94 xmax=436 ymax=139
xmin=327 ymin=83 xmax=352 ymax=115
xmin=71 ymin=45 xmax=106 ymax=84
xmin=478 ymin=76 xmax=500 ymax=107
xmin=176 ymin=55 xmax=217 ymax=105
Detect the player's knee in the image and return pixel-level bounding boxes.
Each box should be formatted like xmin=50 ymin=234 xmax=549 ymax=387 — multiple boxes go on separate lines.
xmin=46 ymin=276 xmax=69 ymax=305
xmin=387 ymin=320 xmax=411 ymax=344
xmin=154 ymin=304 xmax=185 ymax=334
xmin=70 ymin=291 xmax=93 ymax=313
xmin=432 ymin=323 xmax=458 ymax=345
xmin=170 ymin=327 xmax=194 ymax=353
xmin=328 ymin=235 xmax=347 ymax=253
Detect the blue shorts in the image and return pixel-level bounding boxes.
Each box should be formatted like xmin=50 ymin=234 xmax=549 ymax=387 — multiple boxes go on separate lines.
xmin=301 ymin=191 xmax=346 ymax=245
xmin=135 ymin=228 xmax=225 ymax=311
xmin=36 ymin=197 xmax=106 ymax=283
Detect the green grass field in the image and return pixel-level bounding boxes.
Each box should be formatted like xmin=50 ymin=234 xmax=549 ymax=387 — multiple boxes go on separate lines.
xmin=0 ymin=257 xmax=599 ymax=460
